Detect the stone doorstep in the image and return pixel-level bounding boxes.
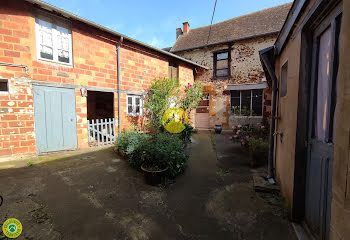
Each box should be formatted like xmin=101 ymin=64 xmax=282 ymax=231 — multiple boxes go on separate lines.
xmin=292 ymin=223 xmax=313 ymax=240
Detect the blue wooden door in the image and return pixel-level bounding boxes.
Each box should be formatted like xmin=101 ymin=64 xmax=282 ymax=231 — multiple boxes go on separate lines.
xmin=33 ymin=85 xmax=77 ymax=153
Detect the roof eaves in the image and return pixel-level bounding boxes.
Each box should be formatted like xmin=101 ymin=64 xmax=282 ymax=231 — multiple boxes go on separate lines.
xmin=171 ymin=31 xmax=280 ymax=53
xmin=24 ymin=0 xmax=208 ymax=70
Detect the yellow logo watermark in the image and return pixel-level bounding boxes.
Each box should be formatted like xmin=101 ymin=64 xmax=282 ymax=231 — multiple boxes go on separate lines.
xmin=162 ymin=107 xmax=188 ymax=133
xmin=2 ymin=218 xmax=22 ymax=238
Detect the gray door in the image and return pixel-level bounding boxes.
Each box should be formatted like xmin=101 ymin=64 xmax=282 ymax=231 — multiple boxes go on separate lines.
xmin=34 ymin=85 xmax=77 ymax=154
xmin=305 ymin=7 xmax=342 ymax=240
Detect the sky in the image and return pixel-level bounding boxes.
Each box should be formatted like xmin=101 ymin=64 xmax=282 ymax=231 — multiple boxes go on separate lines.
xmin=43 ymin=0 xmax=292 ymax=48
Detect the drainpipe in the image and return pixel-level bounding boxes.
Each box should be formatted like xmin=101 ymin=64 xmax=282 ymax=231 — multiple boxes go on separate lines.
xmin=260 ymin=49 xmax=278 ymax=182
xmin=117 ymin=36 xmax=123 ymax=134
xmin=268 ymin=71 xmax=278 ymax=181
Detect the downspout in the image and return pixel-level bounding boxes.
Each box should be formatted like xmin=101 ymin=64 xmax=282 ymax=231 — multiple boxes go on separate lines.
xmin=117 ymin=36 xmax=123 ymax=134
xmin=260 ymin=51 xmax=278 ymax=182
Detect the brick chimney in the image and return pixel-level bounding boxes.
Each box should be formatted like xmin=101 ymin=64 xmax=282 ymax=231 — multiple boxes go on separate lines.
xmin=183 ymin=22 xmax=190 ymax=33
xmin=176 ymin=28 xmax=183 ymax=39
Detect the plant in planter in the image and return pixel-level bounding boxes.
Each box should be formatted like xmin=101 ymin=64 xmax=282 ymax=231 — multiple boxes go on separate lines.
xmin=231 ymin=120 xmax=270 ymax=167
xmin=246 ymin=137 xmax=269 ymax=168
xmin=139 ymin=133 xmax=188 ymax=185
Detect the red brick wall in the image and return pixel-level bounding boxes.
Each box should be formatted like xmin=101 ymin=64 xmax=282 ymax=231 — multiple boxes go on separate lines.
xmin=0 ymin=0 xmax=196 ymax=157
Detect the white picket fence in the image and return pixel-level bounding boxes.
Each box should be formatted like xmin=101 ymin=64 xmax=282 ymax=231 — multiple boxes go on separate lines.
xmin=87 ymin=118 xmax=116 ymax=146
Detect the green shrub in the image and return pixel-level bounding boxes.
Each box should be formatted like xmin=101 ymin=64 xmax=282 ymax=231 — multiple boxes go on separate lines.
xmin=153 ymin=133 xmax=189 ymax=178
xmin=247 ymin=137 xmax=269 ymax=164
xmin=179 ymin=124 xmax=194 ymax=144
xmin=115 ymin=131 xmax=151 ymax=167
xmin=115 ymin=131 xmax=188 ymax=178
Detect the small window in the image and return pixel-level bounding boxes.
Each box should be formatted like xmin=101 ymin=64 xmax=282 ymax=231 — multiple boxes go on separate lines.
xmin=280 ymin=61 xmax=288 ymax=97
xmin=35 ymin=17 xmax=73 ymax=65
xmin=214 ymin=50 xmax=230 ymax=78
xmin=230 ymin=89 xmax=263 ymax=116
xmin=0 ymin=79 xmax=8 ymax=93
xmin=168 ymin=62 xmax=179 ymax=80
xmin=127 ymin=95 xmax=143 ymax=116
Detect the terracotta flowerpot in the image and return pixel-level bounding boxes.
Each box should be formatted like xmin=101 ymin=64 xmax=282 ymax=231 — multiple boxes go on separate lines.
xmin=141 ymin=164 xmax=169 ymax=186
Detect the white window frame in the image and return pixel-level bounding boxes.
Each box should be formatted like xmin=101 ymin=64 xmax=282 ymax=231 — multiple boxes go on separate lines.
xmin=35 ymin=16 xmax=73 ymax=66
xmin=127 ymin=95 xmax=143 ymax=116
xmin=230 ymin=89 xmax=264 ymax=117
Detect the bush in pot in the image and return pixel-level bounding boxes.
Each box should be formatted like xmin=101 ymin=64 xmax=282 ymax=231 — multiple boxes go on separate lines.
xmin=246 ymin=137 xmax=269 ymax=168
xmin=139 ymin=133 xmax=189 ymax=185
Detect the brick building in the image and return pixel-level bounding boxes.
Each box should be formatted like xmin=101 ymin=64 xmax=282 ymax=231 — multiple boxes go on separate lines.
xmin=170 ymin=3 xmax=291 ymax=129
xmin=0 ymin=0 xmax=206 ymax=157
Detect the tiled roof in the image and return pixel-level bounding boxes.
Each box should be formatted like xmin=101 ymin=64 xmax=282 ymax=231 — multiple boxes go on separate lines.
xmin=171 ymin=3 xmax=292 ymax=52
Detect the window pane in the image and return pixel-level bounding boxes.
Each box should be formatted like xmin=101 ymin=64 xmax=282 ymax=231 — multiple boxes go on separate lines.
xmin=135 ymin=97 xmax=140 ymax=106
xmin=128 ymin=106 xmax=133 ymax=114
xmin=128 ymin=97 xmax=132 ymax=104
xmin=216 ymin=69 xmax=228 ymax=77
xmin=217 ymin=52 xmax=228 ymax=60
xmin=136 ymin=106 xmax=140 ymax=114
xmin=315 ymin=27 xmax=332 ymax=141
xmin=252 ymin=89 xmax=263 ymax=116
xmin=280 ymin=62 xmax=288 ymax=97
xmin=230 ymin=91 xmax=240 ymax=98
xmin=40 ymin=45 xmax=53 ymax=60
xmin=216 ymin=59 xmax=228 ymax=69
xmin=230 ymin=91 xmax=240 ymax=114
xmin=241 ymin=90 xmax=251 ymax=116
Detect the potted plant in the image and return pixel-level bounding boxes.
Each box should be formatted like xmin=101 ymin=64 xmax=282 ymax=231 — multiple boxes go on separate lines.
xmin=139 ymin=137 xmax=169 ymax=185
xmin=247 ymin=137 xmax=269 ymax=168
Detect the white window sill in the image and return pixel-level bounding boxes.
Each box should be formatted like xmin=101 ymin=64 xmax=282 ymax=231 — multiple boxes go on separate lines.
xmin=37 ymin=58 xmax=73 ymax=68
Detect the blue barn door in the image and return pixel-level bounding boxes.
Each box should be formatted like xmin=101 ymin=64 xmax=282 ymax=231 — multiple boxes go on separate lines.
xmin=33 ymin=85 xmax=77 ymax=154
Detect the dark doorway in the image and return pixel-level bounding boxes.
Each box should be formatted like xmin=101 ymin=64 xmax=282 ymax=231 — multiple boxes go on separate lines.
xmin=87 ymin=91 xmax=114 ymax=120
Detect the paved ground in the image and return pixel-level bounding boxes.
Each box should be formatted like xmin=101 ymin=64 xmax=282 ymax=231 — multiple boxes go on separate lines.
xmin=0 ymin=132 xmax=297 ymax=240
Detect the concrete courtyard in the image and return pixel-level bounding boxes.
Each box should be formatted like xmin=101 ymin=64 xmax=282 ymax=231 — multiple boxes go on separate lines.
xmin=0 ymin=132 xmax=296 ymax=239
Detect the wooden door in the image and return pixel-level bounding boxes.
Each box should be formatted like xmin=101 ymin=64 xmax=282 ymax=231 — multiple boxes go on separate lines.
xmin=305 ymin=6 xmax=342 ymax=239
xmin=34 ymin=85 xmax=77 ymax=153
xmin=196 ymin=93 xmax=209 ymax=129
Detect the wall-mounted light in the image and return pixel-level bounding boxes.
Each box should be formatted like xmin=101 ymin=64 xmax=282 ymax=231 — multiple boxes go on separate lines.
xmin=80 ymin=88 xmax=87 ymax=97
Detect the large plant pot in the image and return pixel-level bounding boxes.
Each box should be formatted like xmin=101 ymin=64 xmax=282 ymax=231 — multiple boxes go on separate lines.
xmin=249 ymin=151 xmax=268 ymax=168
xmin=215 ymin=125 xmax=222 ymax=134
xmin=141 ymin=164 xmax=169 ymax=186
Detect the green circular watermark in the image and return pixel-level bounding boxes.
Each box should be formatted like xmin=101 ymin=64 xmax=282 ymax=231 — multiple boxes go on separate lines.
xmin=162 ymin=107 xmax=188 ymax=133
xmin=2 ymin=218 xmax=22 ymax=238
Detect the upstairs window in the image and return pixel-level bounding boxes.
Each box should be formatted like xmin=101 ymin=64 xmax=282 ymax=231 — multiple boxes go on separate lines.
xmin=214 ymin=50 xmax=230 ymax=78
xmin=231 ymin=89 xmax=263 ymax=116
xmin=127 ymin=95 xmax=143 ymax=116
xmin=168 ymin=62 xmax=179 ymax=81
xmin=35 ymin=17 xmax=73 ymax=65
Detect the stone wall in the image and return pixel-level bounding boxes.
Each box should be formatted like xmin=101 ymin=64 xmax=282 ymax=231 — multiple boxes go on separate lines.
xmin=175 ymin=35 xmax=276 ymax=129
